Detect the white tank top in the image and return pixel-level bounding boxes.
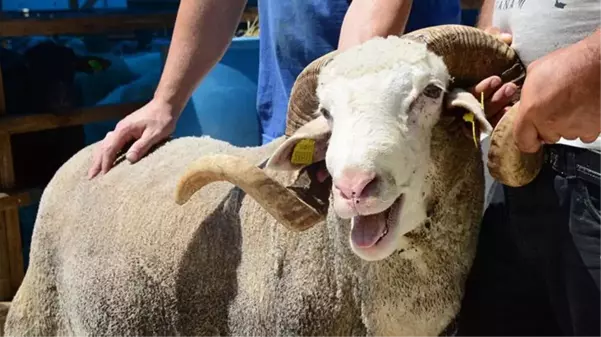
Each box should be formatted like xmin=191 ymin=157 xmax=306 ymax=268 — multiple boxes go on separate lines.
xmin=492 ymin=0 xmax=601 ymax=153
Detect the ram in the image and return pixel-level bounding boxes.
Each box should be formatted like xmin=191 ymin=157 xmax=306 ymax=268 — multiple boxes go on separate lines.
xmin=4 ymin=25 xmax=541 ymax=336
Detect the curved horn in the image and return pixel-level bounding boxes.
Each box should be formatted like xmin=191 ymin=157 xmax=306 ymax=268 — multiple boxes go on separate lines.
xmin=402 ymin=24 xmax=525 ymax=88
xmin=286 ymin=25 xmax=526 ymax=137
xmin=286 ymin=24 xmax=540 ymax=187
xmin=175 ymin=154 xmax=325 ymax=231
xmin=487 ymin=103 xmax=544 ymax=187
xmin=402 ymin=25 xmax=542 ymax=186
xmin=285 ymin=51 xmax=338 ymax=137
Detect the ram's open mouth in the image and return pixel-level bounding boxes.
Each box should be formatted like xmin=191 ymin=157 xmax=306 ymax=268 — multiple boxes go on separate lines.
xmin=350 ymin=194 xmax=405 ymax=249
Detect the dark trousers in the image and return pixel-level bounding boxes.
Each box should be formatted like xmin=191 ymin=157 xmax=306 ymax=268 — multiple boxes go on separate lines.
xmin=457 ymin=145 xmax=600 ymax=336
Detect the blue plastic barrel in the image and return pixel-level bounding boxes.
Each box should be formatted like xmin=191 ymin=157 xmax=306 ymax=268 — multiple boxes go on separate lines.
xmin=172 ymin=36 xmax=262 ymax=146
xmin=83 ymin=35 xmax=262 ymax=147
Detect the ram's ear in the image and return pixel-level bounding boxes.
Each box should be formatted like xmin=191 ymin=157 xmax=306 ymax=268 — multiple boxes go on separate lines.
xmin=266 ymin=115 xmax=331 ymax=171
xmin=445 ymin=88 xmax=493 ymax=138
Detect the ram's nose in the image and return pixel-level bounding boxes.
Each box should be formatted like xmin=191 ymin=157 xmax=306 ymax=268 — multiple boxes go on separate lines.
xmin=334 ymin=169 xmax=376 ymax=201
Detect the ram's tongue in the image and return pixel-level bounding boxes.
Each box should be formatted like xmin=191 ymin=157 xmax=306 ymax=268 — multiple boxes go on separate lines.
xmin=351 ymin=211 xmax=388 ymax=248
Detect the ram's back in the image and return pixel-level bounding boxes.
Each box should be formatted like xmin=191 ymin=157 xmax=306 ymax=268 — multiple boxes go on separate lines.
xmin=6 ymin=136 xmax=284 ymax=336
xmin=39 ymin=135 xmax=278 ymax=257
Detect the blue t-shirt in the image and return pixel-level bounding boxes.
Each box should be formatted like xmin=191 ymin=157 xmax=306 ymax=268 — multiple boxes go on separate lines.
xmin=257 ymin=0 xmax=462 ymax=144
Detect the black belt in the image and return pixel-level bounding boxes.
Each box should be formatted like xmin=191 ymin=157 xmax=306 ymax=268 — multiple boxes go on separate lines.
xmin=544 ymin=144 xmax=601 ymax=186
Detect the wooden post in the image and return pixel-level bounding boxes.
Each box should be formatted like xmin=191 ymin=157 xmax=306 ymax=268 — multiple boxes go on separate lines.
xmin=0 ymin=57 xmax=24 ymax=301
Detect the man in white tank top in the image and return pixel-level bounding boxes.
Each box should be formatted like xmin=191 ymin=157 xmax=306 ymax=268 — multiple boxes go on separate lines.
xmin=457 ymin=1 xmax=600 ymax=335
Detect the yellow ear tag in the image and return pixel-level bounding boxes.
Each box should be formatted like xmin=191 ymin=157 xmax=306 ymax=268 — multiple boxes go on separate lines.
xmin=290 ymin=139 xmax=315 ymax=165
xmin=462 ymin=112 xmax=478 ymax=149
xmin=480 ymin=91 xmax=485 ymax=110
xmin=462 ymin=91 xmax=484 ymax=149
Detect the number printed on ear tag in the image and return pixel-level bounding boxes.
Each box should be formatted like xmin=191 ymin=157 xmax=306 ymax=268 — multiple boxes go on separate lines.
xmin=291 ymin=139 xmax=315 ymax=165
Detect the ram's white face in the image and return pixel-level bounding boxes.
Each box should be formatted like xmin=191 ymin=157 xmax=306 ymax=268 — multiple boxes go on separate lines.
xmin=316 ymin=37 xmax=451 ymax=261
xmin=266 ymin=36 xmax=487 ymax=261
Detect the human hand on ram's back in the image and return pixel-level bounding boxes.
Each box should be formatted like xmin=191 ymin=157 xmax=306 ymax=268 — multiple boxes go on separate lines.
xmin=88 ymin=98 xmax=177 ymax=179
xmin=469 ymin=27 xmax=518 ymax=129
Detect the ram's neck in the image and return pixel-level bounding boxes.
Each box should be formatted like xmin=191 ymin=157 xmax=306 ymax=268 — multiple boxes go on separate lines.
xmin=317 ymin=122 xmax=485 ymax=335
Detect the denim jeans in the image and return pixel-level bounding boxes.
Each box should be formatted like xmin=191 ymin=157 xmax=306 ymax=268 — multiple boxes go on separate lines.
xmin=457 ymin=144 xmax=600 ymax=336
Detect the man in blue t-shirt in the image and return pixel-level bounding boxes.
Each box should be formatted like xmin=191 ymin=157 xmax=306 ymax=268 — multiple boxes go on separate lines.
xmin=88 ymin=0 xmax=462 ymax=178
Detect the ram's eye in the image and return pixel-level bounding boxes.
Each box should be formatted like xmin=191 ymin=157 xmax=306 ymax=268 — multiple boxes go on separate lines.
xmin=320 ymin=108 xmax=332 ymax=120
xmin=423 ymin=84 xmax=443 ymax=99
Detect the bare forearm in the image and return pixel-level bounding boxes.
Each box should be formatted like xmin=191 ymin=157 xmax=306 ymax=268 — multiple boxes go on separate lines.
xmin=154 ymin=0 xmax=247 ymax=115
xmin=338 ymin=0 xmax=412 ymax=51
xmin=581 ymin=28 xmax=600 ymax=68
xmin=573 ymin=28 xmax=600 ymax=103
xmin=476 ymin=0 xmax=495 ymax=29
